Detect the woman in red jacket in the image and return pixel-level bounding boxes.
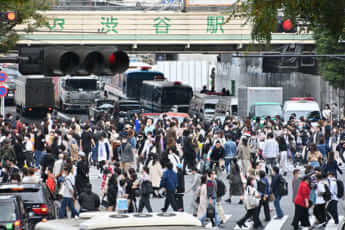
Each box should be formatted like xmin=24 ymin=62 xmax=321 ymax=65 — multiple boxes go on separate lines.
xmin=292 ymin=176 xmax=311 ymax=230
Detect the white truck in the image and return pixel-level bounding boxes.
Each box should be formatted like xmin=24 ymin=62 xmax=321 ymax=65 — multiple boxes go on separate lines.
xmin=238 ymin=87 xmax=283 ymax=119
xmin=52 ymin=76 xmax=101 ymax=112
xmin=189 ymin=93 xmax=233 ymax=120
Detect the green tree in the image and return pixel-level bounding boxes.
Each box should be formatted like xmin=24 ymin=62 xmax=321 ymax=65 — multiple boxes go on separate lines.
xmin=0 ymin=0 xmax=50 ymax=52
xmin=314 ymin=27 xmax=345 ymax=88
xmin=229 ymin=0 xmax=345 ymax=43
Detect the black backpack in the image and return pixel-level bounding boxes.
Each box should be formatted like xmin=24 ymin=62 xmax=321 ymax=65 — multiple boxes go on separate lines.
xmin=216 ymin=179 xmax=226 ymax=198
xmin=336 ymin=179 xmax=345 ymax=199
xmin=323 ymin=184 xmax=332 ymax=201
xmin=278 ymin=176 xmax=288 ymax=196
xmin=257 ymin=179 xmax=267 ymax=194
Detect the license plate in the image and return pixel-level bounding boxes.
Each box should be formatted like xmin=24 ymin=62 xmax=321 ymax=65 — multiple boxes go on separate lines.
xmin=8 ymin=93 xmax=13 ymax=97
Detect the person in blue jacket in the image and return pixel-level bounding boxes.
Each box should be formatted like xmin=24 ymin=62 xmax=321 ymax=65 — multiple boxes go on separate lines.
xmin=160 ymin=162 xmax=178 ymax=212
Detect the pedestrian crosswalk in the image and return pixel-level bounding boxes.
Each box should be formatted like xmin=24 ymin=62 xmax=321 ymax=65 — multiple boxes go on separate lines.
xmin=302 ymin=216 xmax=344 ymax=230
xmin=233 ymin=215 xmax=344 ymax=230
xmin=264 ymin=215 xmax=288 ymax=230
xmin=205 ymin=215 xmax=232 ymax=229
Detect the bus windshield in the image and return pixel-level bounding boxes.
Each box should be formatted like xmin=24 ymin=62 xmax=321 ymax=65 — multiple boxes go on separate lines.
xmin=162 ymin=88 xmax=193 ymax=105
xmin=126 ymin=71 xmax=164 ymax=98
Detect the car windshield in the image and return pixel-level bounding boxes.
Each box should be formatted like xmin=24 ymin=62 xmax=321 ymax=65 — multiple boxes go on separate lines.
xmin=65 ymin=79 xmax=97 ymax=91
xmin=286 ymin=111 xmax=321 ymax=121
xmin=255 ymin=104 xmax=282 ymax=117
xmin=0 ymin=188 xmax=44 ymax=203
xmin=0 ymin=201 xmax=16 ymax=221
xmin=204 ymin=104 xmax=216 ymax=110
xmin=97 ymin=100 xmax=114 ymax=106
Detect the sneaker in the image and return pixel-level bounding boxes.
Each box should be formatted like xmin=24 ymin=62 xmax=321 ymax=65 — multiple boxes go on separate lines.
xmin=74 ymin=216 xmax=80 ymax=220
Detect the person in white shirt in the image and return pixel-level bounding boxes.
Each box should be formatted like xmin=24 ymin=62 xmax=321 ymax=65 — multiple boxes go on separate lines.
xmin=22 ymin=168 xmax=40 ymax=183
xmin=53 ymin=154 xmax=64 ymax=178
xmin=313 ymin=174 xmax=327 ymax=227
xmin=167 ymin=147 xmax=181 ymax=173
xmin=59 ymin=165 xmax=79 ymax=219
xmin=327 ymin=172 xmax=339 ymax=224
xmin=263 ymin=133 xmax=279 ymax=175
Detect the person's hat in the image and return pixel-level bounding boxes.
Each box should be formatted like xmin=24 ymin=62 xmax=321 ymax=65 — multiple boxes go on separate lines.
xmin=78 ymin=152 xmax=86 ymax=157
xmin=124 ymin=124 xmax=132 ymax=129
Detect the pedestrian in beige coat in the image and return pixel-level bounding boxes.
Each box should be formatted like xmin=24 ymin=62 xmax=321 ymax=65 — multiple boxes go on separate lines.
xmin=147 ymin=154 xmax=163 ymax=197
xmin=197 ymin=175 xmax=208 ymax=219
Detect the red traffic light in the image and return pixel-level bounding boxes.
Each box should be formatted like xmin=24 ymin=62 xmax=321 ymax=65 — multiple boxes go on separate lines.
xmin=6 ymin=12 xmax=16 ymax=21
xmin=282 ymin=19 xmax=293 ymax=32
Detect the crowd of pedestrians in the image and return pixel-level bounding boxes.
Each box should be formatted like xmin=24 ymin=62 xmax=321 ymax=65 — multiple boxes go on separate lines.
xmin=0 ymin=107 xmax=344 ymax=229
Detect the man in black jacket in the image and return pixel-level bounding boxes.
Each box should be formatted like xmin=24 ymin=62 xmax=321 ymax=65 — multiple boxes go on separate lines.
xmin=78 ymin=184 xmax=100 ymax=212
xmin=176 ymin=164 xmax=185 ymax=211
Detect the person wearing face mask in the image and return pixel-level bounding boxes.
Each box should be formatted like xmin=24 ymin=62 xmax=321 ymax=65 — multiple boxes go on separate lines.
xmin=119 ymin=133 xmax=135 ymax=173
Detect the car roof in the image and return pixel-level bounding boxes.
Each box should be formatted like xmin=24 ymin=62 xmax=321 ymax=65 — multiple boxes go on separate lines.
xmin=255 ymin=102 xmax=281 ymax=105
xmin=0 ymin=183 xmax=42 ymax=189
xmin=35 ymin=212 xmax=202 ymax=230
xmin=0 ymin=195 xmax=19 ymax=200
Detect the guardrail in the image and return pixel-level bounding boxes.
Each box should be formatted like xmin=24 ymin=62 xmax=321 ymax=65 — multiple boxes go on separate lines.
xmin=52 ymin=0 xmax=184 ymax=10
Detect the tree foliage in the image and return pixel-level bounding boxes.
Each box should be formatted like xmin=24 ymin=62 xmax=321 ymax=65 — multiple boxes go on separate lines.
xmin=0 ymin=0 xmax=50 ymax=53
xmin=229 ymin=0 xmax=345 ymax=43
xmin=314 ymin=27 xmax=345 ymax=88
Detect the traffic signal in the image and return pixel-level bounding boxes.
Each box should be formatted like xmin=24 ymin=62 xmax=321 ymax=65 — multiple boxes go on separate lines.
xmin=276 ymin=17 xmax=296 ymax=33
xmin=262 ymin=53 xmax=299 ymax=73
xmin=19 ymin=46 xmax=129 ymax=76
xmin=0 ymin=12 xmax=16 ymax=23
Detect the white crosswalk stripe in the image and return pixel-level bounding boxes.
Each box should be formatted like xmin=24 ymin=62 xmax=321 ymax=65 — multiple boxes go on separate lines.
xmin=264 ymin=215 xmax=288 ymax=230
xmin=233 ymin=215 xmax=344 ymax=230
xmin=302 ymin=216 xmax=344 ymax=230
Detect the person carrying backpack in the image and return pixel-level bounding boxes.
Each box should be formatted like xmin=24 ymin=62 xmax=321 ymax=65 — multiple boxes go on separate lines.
xmin=271 ymin=166 xmax=285 ymax=219
xmin=327 ymin=172 xmax=340 ymax=224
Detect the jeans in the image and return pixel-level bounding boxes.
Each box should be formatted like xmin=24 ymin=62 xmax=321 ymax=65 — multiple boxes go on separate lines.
xmin=224 ymin=158 xmax=233 ymax=173
xmin=59 ymin=197 xmax=79 ymax=219
xmin=274 ymin=194 xmax=283 ymax=217
xmin=200 ymin=199 xmax=220 ymax=227
xmin=34 ymin=150 xmax=42 ymax=168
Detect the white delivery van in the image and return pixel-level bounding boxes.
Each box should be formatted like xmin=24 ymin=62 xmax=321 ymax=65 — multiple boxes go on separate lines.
xmin=283 ymin=97 xmax=321 ymax=122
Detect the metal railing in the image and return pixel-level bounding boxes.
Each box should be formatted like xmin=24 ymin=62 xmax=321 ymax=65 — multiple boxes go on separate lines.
xmin=51 ymin=0 xmax=185 ymax=11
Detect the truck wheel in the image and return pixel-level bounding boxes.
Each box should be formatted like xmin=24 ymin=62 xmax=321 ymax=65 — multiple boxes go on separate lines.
xmin=15 ymin=105 xmax=19 ymax=113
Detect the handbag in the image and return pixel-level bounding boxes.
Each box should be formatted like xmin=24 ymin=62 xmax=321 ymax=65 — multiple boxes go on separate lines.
xmin=206 ymin=204 xmax=215 ymax=218
xmin=268 ymin=193 xmax=275 ymax=202
xmin=117 ymin=198 xmax=128 ymax=211
xmin=245 ymin=187 xmax=260 ymax=209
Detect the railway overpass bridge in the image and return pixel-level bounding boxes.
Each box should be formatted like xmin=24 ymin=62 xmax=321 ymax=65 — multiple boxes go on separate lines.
xmin=16 ymin=11 xmax=314 ymax=53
